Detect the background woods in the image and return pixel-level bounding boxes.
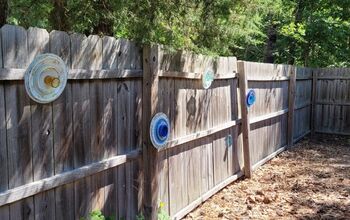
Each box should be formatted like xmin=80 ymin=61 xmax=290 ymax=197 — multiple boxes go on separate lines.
xmin=1 ymin=0 xmax=350 ymax=67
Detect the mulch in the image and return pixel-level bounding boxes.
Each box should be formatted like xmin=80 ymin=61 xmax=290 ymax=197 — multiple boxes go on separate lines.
xmin=183 ymin=135 xmax=350 ymax=219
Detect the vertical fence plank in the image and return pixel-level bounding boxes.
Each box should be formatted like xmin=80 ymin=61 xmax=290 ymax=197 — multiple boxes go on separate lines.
xmin=116 ymin=39 xmax=133 ymax=219
xmin=29 ymin=27 xmax=51 ymax=181
xmin=237 ymin=61 xmax=252 ymax=178
xmin=311 ymin=69 xmax=317 ymax=135
xmin=168 ymin=52 xmax=183 ymax=215
xmin=101 ymin=36 xmax=119 ymax=219
xmin=142 ymin=45 xmax=161 ymax=219
xmin=85 ymin=34 xmax=106 ymax=215
xmin=87 ymin=34 xmax=104 ymax=217
xmin=27 ymin=27 xmax=57 ymax=220
xmin=132 ymin=43 xmax=143 ymax=217
xmin=1 ymin=24 xmax=35 ymax=220
xmin=0 ymin=25 xmax=9 ymax=220
xmin=186 ymin=79 xmax=201 ymax=204
xmin=124 ymin=41 xmax=141 ymax=219
xmin=116 ymin=80 xmax=130 ymax=219
xmin=71 ymin=33 xmax=93 ymax=219
xmin=50 ymin=30 xmax=75 ymax=220
xmin=287 ymin=67 xmax=296 ymax=146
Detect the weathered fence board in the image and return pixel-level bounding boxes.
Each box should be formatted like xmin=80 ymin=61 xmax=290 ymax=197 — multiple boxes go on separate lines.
xmin=51 ymin=29 xmax=75 ymax=220
xmin=28 ymin=27 xmax=56 ymax=220
xmin=1 ymin=25 xmax=35 ymax=220
xmin=313 ymin=68 xmax=350 ymax=135
xmin=293 ymin=67 xmax=312 ymax=141
xmin=240 ymin=62 xmax=292 ymax=170
xmin=0 ymin=25 xmax=9 ymax=220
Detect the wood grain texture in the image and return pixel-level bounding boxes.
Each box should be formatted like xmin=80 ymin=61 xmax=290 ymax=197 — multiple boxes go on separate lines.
xmin=156 ymin=77 xmax=172 ymax=214
xmin=248 ymin=81 xmax=289 ymax=119
xmin=0 ymin=25 xmax=9 ymax=220
xmin=0 ymin=26 xmax=7 ymax=193
xmin=250 ymin=114 xmax=288 ymax=166
xmin=294 ymin=67 xmax=312 ymax=141
xmin=142 ymin=45 xmax=162 ymax=219
xmin=123 ymin=40 xmax=142 ymax=219
xmin=27 ymin=26 xmax=56 ymax=220
xmin=116 ymin=80 xmax=130 ymax=219
xmin=237 ymin=61 xmax=252 ymax=177
xmin=313 ymin=68 xmax=350 ymax=134
xmin=101 ymin=36 xmax=119 ymax=219
xmin=0 ymin=150 xmax=141 ymax=207
xmin=287 ymin=67 xmax=296 ymax=146
xmin=244 ymin=61 xmax=292 ymax=80
xmin=70 ymin=33 xmax=100 ymax=219
xmin=185 ymin=78 xmax=201 ymax=205
xmin=211 ymin=57 xmax=232 ymax=185
xmin=242 ymin=62 xmax=290 ymax=171
xmin=1 ymin=24 xmax=35 ymax=220
xmin=311 ymin=69 xmax=317 ymax=135
xmin=50 ymin=30 xmax=75 ymax=220
xmin=0 ymin=68 xmax=142 ymax=80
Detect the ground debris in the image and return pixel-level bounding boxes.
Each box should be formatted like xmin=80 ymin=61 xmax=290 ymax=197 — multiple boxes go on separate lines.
xmin=183 ymin=135 xmax=350 ymax=219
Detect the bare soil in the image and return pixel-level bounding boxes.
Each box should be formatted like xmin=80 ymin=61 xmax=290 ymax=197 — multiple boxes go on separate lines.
xmin=183 ymin=135 xmax=350 ymax=220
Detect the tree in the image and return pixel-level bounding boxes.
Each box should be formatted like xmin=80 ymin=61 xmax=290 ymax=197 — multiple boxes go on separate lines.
xmin=5 ymin=0 xmax=350 ymax=67
xmin=0 ymin=0 xmax=8 ymax=26
xmin=50 ymin=0 xmax=69 ymax=31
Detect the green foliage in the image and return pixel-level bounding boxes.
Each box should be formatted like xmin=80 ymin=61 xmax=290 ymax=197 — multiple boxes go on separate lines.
xmin=90 ymin=210 xmax=107 ymax=220
xmin=5 ymin=0 xmax=350 ymax=67
xmin=80 ymin=202 xmax=170 ymax=220
xmin=135 ymin=213 xmax=145 ymax=220
xmin=157 ymin=202 xmax=170 ymax=220
xmin=80 ymin=210 xmax=114 ymax=220
xmin=134 ymin=202 xmax=170 ymax=220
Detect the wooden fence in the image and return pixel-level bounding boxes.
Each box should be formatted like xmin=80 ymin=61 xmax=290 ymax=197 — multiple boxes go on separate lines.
xmin=0 ymin=24 xmax=336 ymax=220
xmin=143 ymin=46 xmax=243 ymax=219
xmin=313 ymin=68 xmax=350 ymax=135
xmin=0 ymin=25 xmax=143 ymax=220
xmin=294 ymin=67 xmax=313 ymax=141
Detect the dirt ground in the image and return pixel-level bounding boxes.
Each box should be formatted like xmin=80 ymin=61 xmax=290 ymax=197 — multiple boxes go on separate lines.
xmin=183 ymin=135 xmax=350 ymax=220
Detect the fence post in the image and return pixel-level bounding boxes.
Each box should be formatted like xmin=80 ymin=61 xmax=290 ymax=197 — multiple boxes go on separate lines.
xmin=287 ymin=66 xmax=296 ymax=146
xmin=237 ymin=61 xmax=252 ymax=178
xmin=311 ymin=68 xmax=317 ymax=136
xmin=142 ymin=45 xmax=161 ymax=219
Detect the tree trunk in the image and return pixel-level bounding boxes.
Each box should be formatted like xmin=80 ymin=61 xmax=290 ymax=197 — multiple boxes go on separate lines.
xmin=263 ymin=19 xmax=277 ymax=63
xmin=50 ymin=0 xmax=69 ymax=31
xmin=92 ymin=0 xmax=114 ymax=35
xmin=288 ymin=0 xmax=305 ymax=65
xmin=0 ymin=0 xmax=8 ymax=26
